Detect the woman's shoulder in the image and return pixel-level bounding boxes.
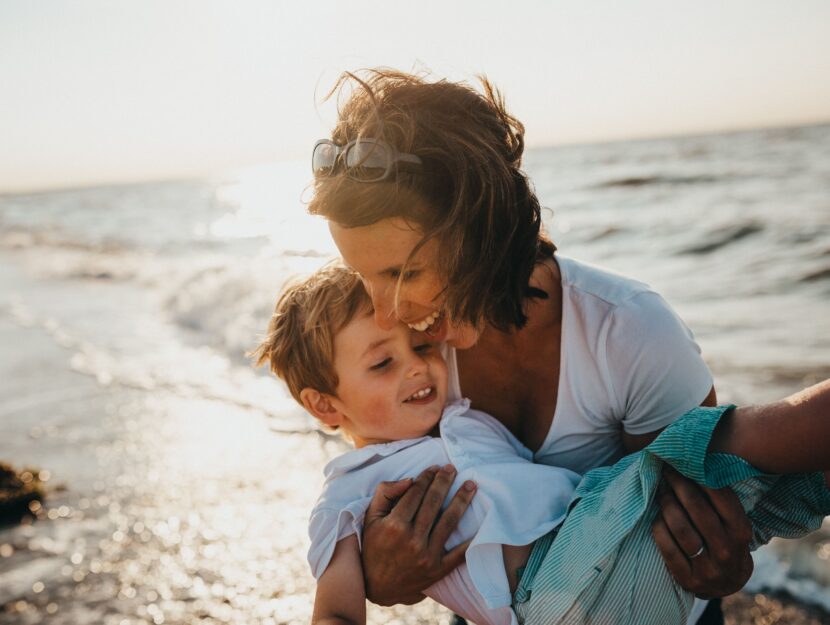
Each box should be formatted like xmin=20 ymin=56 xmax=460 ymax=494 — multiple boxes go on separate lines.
xmin=555 ymin=254 xmax=693 ymax=355
xmin=556 ymin=254 xmax=655 ymax=308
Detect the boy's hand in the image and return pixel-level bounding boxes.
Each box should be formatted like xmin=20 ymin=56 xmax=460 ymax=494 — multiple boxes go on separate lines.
xmin=361 ymin=465 xmax=476 ymax=606
xmin=652 ymin=467 xmax=754 ymax=598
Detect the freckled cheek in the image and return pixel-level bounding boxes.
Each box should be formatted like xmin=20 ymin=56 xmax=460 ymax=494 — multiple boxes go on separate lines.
xmin=354 ymin=382 xmax=401 ymax=426
xmin=403 ymin=283 xmax=443 ymax=310
xmin=430 ymin=358 xmax=450 ymax=400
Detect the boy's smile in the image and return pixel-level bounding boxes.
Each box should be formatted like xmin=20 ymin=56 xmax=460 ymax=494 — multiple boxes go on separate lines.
xmin=325 ymin=308 xmax=448 ymax=447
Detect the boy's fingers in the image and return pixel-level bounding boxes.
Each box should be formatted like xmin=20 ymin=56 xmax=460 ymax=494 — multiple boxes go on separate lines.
xmin=365 ymin=478 xmax=414 ymax=522
xmin=429 ymin=480 xmax=476 ymax=549
xmin=413 ymin=465 xmax=457 ymax=536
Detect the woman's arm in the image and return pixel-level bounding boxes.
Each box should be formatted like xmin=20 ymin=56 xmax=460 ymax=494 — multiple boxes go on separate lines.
xmin=312 ymin=534 xmax=367 ymax=625
xmin=709 ymin=378 xmax=830 ymax=476
xmin=650 ymin=378 xmax=830 ymax=598
xmin=360 ymin=466 xmax=476 ymax=606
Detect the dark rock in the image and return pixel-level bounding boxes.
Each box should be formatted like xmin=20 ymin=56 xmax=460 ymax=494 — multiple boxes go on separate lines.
xmin=0 ymin=461 xmax=46 ymax=526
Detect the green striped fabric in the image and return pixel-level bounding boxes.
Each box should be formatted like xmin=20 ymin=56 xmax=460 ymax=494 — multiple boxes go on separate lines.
xmin=513 ymin=405 xmax=830 ymax=625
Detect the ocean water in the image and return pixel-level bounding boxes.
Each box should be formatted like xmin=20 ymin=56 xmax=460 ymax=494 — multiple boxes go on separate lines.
xmin=1 ymin=123 xmax=829 ymax=621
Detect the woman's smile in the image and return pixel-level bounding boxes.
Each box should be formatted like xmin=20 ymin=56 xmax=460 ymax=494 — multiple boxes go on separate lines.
xmin=407 ymin=310 xmax=442 ymax=332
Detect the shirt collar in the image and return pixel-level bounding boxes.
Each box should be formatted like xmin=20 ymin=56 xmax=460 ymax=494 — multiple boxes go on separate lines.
xmin=322 ymin=399 xmax=470 ymax=480
xmin=323 ymin=436 xmax=431 ymax=480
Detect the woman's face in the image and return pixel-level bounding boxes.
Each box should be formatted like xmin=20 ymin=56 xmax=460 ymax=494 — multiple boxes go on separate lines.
xmin=329 ymin=217 xmax=481 ymax=349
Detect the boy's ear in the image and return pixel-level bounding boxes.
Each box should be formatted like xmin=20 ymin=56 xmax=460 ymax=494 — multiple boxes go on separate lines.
xmin=300 ymin=388 xmax=343 ymax=427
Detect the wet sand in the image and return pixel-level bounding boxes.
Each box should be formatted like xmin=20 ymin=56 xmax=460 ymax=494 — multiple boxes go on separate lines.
xmin=1 ymin=269 xmax=827 ymax=625
xmin=723 ymin=593 xmax=830 ymax=625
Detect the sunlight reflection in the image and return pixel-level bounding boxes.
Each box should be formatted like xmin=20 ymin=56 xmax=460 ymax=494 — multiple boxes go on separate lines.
xmin=210 ymin=162 xmax=338 ymax=258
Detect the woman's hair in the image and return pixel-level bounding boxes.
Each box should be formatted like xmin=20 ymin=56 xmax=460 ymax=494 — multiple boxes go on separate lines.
xmin=308 ymin=68 xmax=555 ymax=331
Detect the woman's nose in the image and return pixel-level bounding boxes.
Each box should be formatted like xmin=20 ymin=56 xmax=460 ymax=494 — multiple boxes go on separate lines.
xmin=372 ymin=299 xmax=397 ymax=330
xmin=370 ymin=288 xmax=400 ymax=330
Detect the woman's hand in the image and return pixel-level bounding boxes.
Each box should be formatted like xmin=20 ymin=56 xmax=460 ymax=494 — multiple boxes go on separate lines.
xmin=361 ymin=465 xmax=476 ymax=606
xmin=652 ymin=467 xmax=754 ymax=598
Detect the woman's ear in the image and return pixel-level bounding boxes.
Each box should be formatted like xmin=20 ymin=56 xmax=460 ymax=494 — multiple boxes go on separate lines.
xmin=300 ymin=388 xmax=343 ymax=427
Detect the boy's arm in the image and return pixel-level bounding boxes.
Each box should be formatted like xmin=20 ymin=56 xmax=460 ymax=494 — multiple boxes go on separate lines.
xmin=709 ymin=378 xmax=830 ymax=476
xmin=312 ymin=534 xmax=367 ymax=625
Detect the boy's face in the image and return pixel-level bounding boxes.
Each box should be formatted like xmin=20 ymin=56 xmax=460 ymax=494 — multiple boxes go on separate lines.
xmin=328 ymin=309 xmax=448 ymax=447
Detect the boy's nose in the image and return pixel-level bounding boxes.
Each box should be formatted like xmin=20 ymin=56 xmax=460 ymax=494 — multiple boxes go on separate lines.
xmin=406 ymin=353 xmax=429 ymax=378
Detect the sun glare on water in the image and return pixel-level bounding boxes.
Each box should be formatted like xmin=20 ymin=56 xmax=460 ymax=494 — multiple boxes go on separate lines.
xmin=209 ymin=162 xmax=337 ymax=261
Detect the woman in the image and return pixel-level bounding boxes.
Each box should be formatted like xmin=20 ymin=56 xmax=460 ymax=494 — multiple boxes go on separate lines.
xmin=308 ymin=69 xmax=753 ymax=624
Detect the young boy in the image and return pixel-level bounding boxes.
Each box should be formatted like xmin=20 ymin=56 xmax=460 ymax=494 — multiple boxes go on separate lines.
xmin=254 ymin=263 xmax=830 ymax=625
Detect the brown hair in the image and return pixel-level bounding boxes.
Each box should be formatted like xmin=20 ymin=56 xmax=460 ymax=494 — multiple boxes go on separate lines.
xmin=251 ymin=263 xmax=371 ymax=404
xmin=309 ymin=68 xmax=555 ymax=331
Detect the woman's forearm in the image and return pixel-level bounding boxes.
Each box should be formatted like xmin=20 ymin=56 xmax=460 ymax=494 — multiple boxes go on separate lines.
xmin=709 ymin=379 xmax=830 ymax=474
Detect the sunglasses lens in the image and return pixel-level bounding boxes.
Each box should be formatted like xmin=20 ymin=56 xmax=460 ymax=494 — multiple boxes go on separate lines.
xmin=345 ymin=141 xmax=390 ymax=181
xmin=312 ymin=143 xmax=338 ymax=175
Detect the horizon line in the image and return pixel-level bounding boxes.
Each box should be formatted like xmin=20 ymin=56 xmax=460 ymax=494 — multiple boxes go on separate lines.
xmin=2 ymin=117 xmax=828 ymax=197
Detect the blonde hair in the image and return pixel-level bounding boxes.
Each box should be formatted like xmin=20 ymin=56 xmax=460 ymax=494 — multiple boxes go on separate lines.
xmin=252 ymin=263 xmax=371 ymax=404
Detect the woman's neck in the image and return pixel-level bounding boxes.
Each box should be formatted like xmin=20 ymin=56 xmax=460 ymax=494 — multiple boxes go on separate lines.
xmin=456 ymin=257 xmax=564 ymax=450
xmin=478 ymin=257 xmax=563 ymax=349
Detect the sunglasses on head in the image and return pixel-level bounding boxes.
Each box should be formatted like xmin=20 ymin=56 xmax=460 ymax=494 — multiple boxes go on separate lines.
xmin=312 ymin=138 xmax=423 ymax=182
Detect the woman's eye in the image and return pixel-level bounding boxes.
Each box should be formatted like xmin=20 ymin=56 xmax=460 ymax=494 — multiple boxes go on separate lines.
xmin=369 ymin=358 xmax=392 ymax=371
xmin=388 ymin=269 xmax=419 ymax=281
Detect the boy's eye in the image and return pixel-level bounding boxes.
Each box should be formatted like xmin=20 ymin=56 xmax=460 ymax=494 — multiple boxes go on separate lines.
xmin=369 ymin=357 xmax=392 ymax=371
xmin=414 ymin=343 xmax=433 ymax=353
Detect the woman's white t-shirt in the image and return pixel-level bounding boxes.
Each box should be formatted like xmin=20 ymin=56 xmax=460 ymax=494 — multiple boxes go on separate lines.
xmin=446 ymin=254 xmax=713 ymax=475
xmin=445 ymin=255 xmax=714 ymax=624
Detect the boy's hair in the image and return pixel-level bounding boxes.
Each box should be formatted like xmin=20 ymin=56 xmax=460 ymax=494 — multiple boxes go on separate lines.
xmin=252 ymin=263 xmax=371 ymax=404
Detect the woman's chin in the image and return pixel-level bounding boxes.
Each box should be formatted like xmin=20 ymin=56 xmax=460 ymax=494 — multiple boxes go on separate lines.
xmin=448 ymin=334 xmax=479 ymax=350
xmin=445 ymin=323 xmax=481 ymax=350
xmin=422 ymin=314 xmax=480 ymax=349
xmin=423 ymin=314 xmax=448 ymax=342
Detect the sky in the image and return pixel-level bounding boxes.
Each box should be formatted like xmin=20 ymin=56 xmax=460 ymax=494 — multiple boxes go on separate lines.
xmin=1 ymin=0 xmax=829 ymax=192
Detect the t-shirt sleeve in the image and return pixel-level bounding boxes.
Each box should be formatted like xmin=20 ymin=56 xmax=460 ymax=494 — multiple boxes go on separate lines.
xmin=306 ymin=498 xmax=370 ymax=579
xmin=602 ymin=291 xmax=713 ymax=435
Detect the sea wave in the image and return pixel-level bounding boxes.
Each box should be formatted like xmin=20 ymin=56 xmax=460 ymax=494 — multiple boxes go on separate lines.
xmin=595 ymin=174 xmax=723 ymax=188
xmin=678 ymin=223 xmax=765 ymax=255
